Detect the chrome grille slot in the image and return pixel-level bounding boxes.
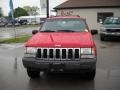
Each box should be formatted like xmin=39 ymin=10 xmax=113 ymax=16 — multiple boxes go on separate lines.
xmin=68 ymin=49 xmax=73 ymax=59
xmin=56 ymin=49 xmax=60 ymax=59
xmin=62 ymin=49 xmax=66 ymax=59
xmin=37 ymin=48 xmax=80 ymax=60
xmin=49 ymin=49 xmax=53 ymax=58
xmin=43 ymin=49 xmax=47 ymax=58
xmin=37 ymin=49 xmax=41 ymax=58
xmin=75 ymin=49 xmax=79 ymax=59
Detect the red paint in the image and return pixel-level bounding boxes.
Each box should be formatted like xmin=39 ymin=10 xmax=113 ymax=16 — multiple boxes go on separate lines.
xmin=26 ymin=32 xmax=94 ymax=48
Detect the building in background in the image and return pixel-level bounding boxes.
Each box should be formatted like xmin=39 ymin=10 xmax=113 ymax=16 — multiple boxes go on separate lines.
xmin=40 ymin=0 xmax=47 ymax=15
xmin=54 ymin=0 xmax=120 ymax=30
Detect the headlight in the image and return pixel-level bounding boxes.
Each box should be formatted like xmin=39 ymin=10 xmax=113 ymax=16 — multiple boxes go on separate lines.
xmin=80 ymin=48 xmax=95 ymax=59
xmin=25 ymin=47 xmax=37 ymax=54
xmin=24 ymin=47 xmax=37 ymax=57
xmin=81 ymin=48 xmax=92 ymax=54
xmin=100 ymin=27 xmax=106 ymax=32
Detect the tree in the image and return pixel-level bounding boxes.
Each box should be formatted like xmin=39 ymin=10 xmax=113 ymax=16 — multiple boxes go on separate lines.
xmin=23 ymin=6 xmax=39 ymax=16
xmin=31 ymin=6 xmax=39 ymax=15
xmin=0 ymin=7 xmax=3 ymax=17
xmin=23 ymin=6 xmax=32 ymax=15
xmin=9 ymin=7 xmax=29 ymax=18
xmin=0 ymin=12 xmax=2 ymax=17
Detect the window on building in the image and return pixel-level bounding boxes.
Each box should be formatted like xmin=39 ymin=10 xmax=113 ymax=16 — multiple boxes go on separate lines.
xmin=97 ymin=12 xmax=114 ymax=23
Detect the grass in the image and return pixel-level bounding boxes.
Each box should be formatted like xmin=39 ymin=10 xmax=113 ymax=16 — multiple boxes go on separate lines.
xmin=0 ymin=35 xmax=32 ymax=44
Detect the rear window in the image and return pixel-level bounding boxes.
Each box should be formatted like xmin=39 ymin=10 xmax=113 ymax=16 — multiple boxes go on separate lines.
xmin=41 ymin=18 xmax=87 ymax=32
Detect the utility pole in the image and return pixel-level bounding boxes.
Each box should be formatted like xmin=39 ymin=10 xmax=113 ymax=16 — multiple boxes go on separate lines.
xmin=46 ymin=0 xmax=49 ymax=18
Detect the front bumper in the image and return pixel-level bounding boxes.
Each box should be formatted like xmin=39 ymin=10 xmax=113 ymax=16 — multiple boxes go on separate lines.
xmin=22 ymin=57 xmax=97 ymax=72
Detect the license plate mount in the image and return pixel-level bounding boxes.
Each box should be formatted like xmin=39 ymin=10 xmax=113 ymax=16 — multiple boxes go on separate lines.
xmin=50 ymin=63 xmax=65 ymax=71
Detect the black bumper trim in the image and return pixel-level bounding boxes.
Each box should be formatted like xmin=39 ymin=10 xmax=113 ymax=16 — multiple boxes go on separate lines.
xmin=22 ymin=57 xmax=97 ymax=71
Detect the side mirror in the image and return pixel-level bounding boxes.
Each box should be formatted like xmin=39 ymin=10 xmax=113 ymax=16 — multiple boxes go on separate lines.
xmin=32 ymin=30 xmax=38 ymax=35
xmin=91 ymin=29 xmax=98 ymax=35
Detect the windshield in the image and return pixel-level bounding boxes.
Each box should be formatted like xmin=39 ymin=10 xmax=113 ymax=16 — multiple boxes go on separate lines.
xmin=103 ymin=17 xmax=120 ymax=24
xmin=40 ymin=18 xmax=87 ymax=32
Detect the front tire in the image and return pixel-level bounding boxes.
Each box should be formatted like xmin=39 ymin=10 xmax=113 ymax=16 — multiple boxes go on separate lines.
xmin=100 ymin=34 xmax=106 ymax=41
xmin=27 ymin=69 xmax=40 ymax=79
xmin=86 ymin=68 xmax=96 ymax=80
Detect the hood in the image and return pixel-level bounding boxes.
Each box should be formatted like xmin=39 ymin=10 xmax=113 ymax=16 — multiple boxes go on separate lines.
xmin=103 ymin=24 xmax=120 ymax=29
xmin=26 ymin=32 xmax=94 ymax=48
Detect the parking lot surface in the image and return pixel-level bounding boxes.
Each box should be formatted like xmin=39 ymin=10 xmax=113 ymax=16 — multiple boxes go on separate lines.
xmin=0 ymin=26 xmax=40 ymax=39
xmin=0 ymin=35 xmax=120 ymax=90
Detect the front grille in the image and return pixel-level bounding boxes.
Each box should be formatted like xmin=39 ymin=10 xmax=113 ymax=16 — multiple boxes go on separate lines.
xmin=107 ymin=29 xmax=120 ymax=32
xmin=37 ymin=48 xmax=80 ymax=60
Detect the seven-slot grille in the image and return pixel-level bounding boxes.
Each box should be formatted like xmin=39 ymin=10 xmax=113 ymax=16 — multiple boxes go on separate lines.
xmin=36 ymin=48 xmax=80 ymax=60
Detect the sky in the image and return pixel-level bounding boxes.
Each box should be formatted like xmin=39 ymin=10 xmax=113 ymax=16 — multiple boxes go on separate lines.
xmin=0 ymin=0 xmax=67 ymax=16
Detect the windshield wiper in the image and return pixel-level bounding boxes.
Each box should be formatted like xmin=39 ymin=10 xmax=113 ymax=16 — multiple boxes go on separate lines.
xmin=40 ymin=30 xmax=55 ymax=32
xmin=56 ymin=30 xmax=76 ymax=32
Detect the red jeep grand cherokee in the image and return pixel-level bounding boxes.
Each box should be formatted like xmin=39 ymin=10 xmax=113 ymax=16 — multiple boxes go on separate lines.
xmin=22 ymin=16 xmax=97 ymax=80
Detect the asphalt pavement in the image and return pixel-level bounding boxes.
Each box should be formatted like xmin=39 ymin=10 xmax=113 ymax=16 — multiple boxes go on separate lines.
xmin=0 ymin=35 xmax=120 ymax=90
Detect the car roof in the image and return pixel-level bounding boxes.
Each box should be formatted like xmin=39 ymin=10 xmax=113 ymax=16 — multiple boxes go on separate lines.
xmin=48 ymin=15 xmax=85 ymax=20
